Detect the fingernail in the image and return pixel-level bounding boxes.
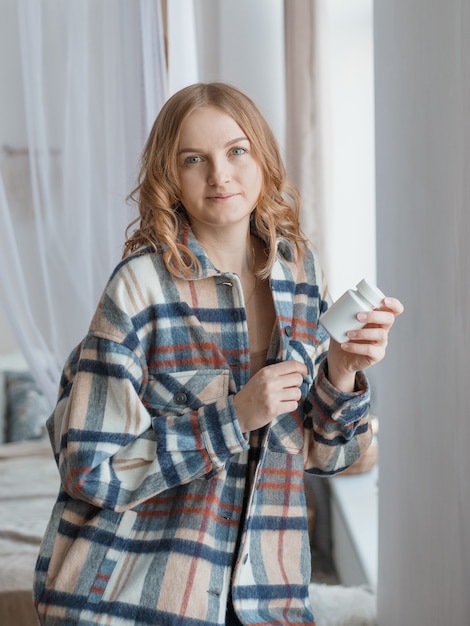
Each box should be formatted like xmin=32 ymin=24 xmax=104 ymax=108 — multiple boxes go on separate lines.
xmin=357 ymin=313 xmax=367 ymax=322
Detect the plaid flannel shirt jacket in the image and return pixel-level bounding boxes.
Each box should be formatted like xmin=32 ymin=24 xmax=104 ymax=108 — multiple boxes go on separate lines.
xmin=34 ymin=221 xmax=372 ymax=625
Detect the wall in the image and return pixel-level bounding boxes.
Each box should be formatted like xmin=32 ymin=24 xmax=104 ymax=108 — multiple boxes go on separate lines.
xmin=194 ymin=0 xmax=285 ymax=154
xmin=374 ymin=1 xmax=470 ymax=623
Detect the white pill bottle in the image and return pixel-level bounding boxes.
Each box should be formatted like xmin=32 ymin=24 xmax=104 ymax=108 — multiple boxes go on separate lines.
xmin=319 ymin=278 xmax=385 ymax=344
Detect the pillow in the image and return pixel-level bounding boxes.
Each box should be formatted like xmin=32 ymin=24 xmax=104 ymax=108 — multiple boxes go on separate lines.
xmin=0 ymin=370 xmax=6 ymax=443
xmin=5 ymin=371 xmax=51 ymax=442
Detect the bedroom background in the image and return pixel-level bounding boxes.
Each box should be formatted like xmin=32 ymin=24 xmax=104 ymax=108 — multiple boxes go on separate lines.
xmin=0 ymin=1 xmax=469 ymax=625
xmin=0 ymin=0 xmax=376 ymax=403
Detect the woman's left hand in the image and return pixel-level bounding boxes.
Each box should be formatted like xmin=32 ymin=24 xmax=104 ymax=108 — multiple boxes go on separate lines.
xmin=326 ymin=296 xmax=404 ymax=392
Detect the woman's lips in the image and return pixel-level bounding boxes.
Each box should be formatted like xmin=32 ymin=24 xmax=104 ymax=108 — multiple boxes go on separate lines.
xmin=206 ymin=193 xmax=238 ymax=201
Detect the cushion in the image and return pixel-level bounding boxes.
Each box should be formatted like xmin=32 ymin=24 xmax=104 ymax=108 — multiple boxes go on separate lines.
xmin=5 ymin=372 xmax=50 ymax=442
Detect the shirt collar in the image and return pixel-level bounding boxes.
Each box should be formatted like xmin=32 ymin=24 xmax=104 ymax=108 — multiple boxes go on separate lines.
xmin=170 ymin=217 xmax=296 ymax=280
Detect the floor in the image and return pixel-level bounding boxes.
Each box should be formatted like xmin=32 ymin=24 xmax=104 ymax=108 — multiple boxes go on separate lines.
xmin=310 ymin=547 xmax=340 ymax=585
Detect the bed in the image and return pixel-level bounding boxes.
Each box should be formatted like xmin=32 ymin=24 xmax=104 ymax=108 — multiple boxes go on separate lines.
xmin=0 ymin=438 xmax=57 ymax=626
xmin=0 ymin=359 xmax=56 ymax=625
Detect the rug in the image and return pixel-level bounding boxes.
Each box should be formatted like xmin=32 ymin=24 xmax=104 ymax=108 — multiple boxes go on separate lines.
xmin=308 ymin=583 xmax=377 ymax=626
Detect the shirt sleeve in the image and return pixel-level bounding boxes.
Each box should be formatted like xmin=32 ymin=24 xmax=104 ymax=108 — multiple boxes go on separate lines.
xmin=303 ymin=356 xmax=373 ymax=475
xmin=299 ymin=245 xmax=373 ymax=474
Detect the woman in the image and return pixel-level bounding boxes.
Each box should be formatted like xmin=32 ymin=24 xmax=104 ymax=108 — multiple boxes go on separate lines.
xmin=34 ymin=82 xmax=403 ymax=625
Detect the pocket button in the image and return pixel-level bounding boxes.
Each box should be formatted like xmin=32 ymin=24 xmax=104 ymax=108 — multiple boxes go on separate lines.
xmin=174 ymin=391 xmax=188 ymax=405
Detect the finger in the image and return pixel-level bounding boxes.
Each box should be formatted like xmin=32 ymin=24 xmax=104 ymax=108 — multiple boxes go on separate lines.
xmin=279 ymin=399 xmax=303 ymax=414
xmin=276 ymin=372 xmax=305 ymax=389
xmin=340 ymin=339 xmax=385 ymax=361
xmin=381 ymin=296 xmax=404 ymax=316
xmin=357 ymin=309 xmax=396 ymax=329
xmin=280 ymin=385 xmax=303 ymax=402
xmin=347 ymin=327 xmax=388 ymax=345
xmin=259 ymin=369 xmax=304 ymax=393
xmin=265 ymin=360 xmax=308 ymax=377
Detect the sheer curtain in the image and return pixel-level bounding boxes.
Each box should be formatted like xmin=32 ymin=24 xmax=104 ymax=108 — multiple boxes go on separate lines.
xmin=284 ymin=0 xmax=326 ymax=262
xmin=0 ymin=0 xmax=166 ymax=406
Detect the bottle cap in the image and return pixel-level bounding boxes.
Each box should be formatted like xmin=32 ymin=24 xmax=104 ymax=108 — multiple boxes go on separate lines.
xmin=356 ymin=279 xmax=386 ymax=308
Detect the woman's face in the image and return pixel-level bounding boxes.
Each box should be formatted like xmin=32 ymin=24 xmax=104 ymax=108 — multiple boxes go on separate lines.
xmin=176 ymin=105 xmax=262 ymax=234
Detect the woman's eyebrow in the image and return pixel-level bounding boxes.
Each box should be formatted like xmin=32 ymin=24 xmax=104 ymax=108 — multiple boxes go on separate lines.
xmin=177 ymin=136 xmax=249 ymax=156
xmin=225 ymin=136 xmax=249 ymax=147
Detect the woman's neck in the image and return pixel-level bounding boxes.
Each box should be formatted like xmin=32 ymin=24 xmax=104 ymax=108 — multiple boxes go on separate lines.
xmin=193 ymin=225 xmax=255 ymax=276
xmin=204 ymin=239 xmax=255 ymax=276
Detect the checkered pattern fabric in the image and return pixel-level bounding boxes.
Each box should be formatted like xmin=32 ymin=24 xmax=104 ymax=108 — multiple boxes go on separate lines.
xmin=34 ymin=221 xmax=371 ymax=625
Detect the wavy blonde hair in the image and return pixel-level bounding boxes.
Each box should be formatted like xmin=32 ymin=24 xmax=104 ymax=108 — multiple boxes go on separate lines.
xmin=124 ymin=82 xmax=307 ymax=279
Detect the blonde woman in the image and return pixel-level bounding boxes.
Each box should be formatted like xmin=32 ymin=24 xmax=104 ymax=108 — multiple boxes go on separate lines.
xmin=34 ymin=82 xmax=403 ymax=625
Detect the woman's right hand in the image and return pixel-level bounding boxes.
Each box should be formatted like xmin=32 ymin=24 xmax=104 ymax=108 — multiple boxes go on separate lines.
xmin=234 ymin=360 xmax=307 ymax=433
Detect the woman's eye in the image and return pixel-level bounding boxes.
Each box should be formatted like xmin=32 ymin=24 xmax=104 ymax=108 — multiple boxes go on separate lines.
xmin=184 ymin=155 xmax=202 ymax=164
xmin=231 ymin=147 xmax=247 ymax=156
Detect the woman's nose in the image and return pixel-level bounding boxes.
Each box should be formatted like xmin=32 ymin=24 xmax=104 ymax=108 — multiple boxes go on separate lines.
xmin=207 ymin=158 xmax=231 ymax=186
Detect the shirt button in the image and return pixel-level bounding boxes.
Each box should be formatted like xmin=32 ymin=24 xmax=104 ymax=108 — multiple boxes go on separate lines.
xmin=284 ymin=325 xmax=293 ymax=337
xmin=173 ymin=391 xmax=188 ymax=405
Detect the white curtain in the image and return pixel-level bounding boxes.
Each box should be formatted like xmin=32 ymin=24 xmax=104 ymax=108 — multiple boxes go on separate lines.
xmin=375 ymin=0 xmax=470 ymax=622
xmin=284 ymin=0 xmax=326 ymax=262
xmin=0 ymin=0 xmax=166 ymax=406
xmin=166 ymin=0 xmax=199 ymax=95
